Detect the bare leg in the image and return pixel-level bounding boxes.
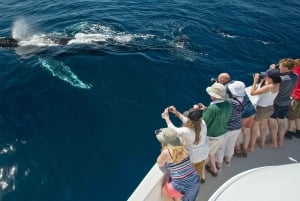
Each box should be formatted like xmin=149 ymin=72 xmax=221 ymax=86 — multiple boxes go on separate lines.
xmin=268 ymin=118 xmax=278 ymax=148
xmin=277 ymin=118 xmax=286 ymax=147
xmin=224 ymin=155 xmax=232 ymax=163
xmin=259 ymin=119 xmax=269 ymax=148
xmin=242 ymin=127 xmax=250 ymax=151
xmin=201 ymin=162 xmax=206 ymax=181
xmin=287 ymin=119 xmax=295 ymax=132
xmin=249 ymin=120 xmax=259 ymax=152
xmin=208 ymin=154 xmax=218 ymax=173
xmin=296 ymin=118 xmax=300 ymax=130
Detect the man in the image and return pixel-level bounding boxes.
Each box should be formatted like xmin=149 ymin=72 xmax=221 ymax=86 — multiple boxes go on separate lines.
xmin=217 ymin=73 xmax=231 ymax=85
xmin=195 ymin=82 xmax=232 ymax=177
xmin=216 ymin=72 xmax=256 ymax=157
xmin=286 ymin=59 xmax=300 ymax=138
xmin=268 ymin=58 xmax=298 ymax=148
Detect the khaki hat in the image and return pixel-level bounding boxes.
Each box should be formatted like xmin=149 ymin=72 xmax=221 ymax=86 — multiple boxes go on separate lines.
xmin=228 ymin=81 xmax=246 ymax=97
xmin=206 ymin=82 xmax=228 ymax=100
xmin=155 ymin=127 xmax=181 ymax=146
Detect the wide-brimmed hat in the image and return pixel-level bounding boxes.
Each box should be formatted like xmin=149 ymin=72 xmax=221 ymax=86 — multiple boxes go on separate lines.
xmin=206 ymin=82 xmax=228 ymax=100
xmin=228 ymin=81 xmax=246 ymax=97
xmin=260 ymin=69 xmax=280 ymax=78
xmin=155 ymin=127 xmax=181 ymax=146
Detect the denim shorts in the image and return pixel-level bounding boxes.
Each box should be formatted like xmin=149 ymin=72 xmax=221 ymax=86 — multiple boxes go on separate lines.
xmin=270 ymin=104 xmax=289 ymax=119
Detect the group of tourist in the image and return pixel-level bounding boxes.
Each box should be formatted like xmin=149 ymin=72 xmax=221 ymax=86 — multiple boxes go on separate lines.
xmin=154 ymin=58 xmax=300 ymax=201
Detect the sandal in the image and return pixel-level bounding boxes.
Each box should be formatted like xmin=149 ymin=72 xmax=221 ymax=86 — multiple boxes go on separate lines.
xmin=233 ymin=148 xmax=242 ymax=157
xmin=205 ymin=165 xmax=218 ymax=177
xmin=223 ymin=158 xmax=230 ymax=165
xmin=242 ymin=147 xmax=248 ymax=157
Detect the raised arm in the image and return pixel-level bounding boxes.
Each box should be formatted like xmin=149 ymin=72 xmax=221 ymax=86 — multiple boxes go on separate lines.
xmin=157 ymin=148 xmax=170 ymax=167
xmin=250 ymin=73 xmax=271 ymax=96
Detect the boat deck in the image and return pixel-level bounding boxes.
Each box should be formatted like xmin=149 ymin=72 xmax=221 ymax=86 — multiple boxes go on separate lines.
xmin=128 ymin=87 xmax=300 ymax=201
xmin=197 ymin=136 xmax=300 ymax=201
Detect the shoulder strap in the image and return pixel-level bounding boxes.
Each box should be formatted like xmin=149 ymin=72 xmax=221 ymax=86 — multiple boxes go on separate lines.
xmin=232 ymin=97 xmax=244 ymax=110
xmin=167 ymin=147 xmax=174 ymax=160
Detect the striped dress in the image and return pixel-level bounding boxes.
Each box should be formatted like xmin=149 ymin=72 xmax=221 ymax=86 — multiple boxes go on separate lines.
xmin=166 ymin=156 xmax=200 ymax=201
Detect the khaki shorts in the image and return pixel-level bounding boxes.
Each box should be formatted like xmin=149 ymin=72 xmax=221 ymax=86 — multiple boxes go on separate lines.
xmin=254 ymin=105 xmax=274 ymax=121
xmin=192 ymin=160 xmax=206 ymax=179
xmin=286 ymin=99 xmax=300 ymax=120
xmin=207 ymin=135 xmax=224 ymax=155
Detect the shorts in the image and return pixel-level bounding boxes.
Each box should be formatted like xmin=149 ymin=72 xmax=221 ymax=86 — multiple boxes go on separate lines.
xmin=286 ymin=99 xmax=300 ymax=120
xmin=163 ymin=181 xmax=183 ymax=198
xmin=242 ymin=115 xmax=255 ymax=128
xmin=192 ymin=160 xmax=206 ymax=179
xmin=254 ymin=105 xmax=274 ymax=121
xmin=207 ymin=135 xmax=224 ymax=155
xmin=270 ymin=104 xmax=289 ymax=119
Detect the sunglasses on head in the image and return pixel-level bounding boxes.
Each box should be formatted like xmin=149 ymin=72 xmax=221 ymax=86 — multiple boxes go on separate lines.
xmin=154 ymin=129 xmax=162 ymax=135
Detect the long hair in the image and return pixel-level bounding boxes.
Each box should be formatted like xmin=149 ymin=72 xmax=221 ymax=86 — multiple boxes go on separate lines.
xmin=279 ymin=58 xmax=295 ymax=70
xmin=295 ymin=59 xmax=300 ymax=66
xmin=168 ymin=145 xmax=188 ymax=164
xmin=270 ymin=76 xmax=281 ymax=84
xmin=185 ymin=119 xmax=202 ymax=145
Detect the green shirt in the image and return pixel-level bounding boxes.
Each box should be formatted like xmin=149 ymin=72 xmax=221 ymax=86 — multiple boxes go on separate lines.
xmin=203 ymin=100 xmax=233 ymax=137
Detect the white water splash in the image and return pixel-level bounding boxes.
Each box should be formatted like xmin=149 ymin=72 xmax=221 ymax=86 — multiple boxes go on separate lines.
xmin=0 ymin=145 xmax=15 ymax=155
xmin=12 ymin=18 xmax=32 ymax=40
xmin=39 ymin=58 xmax=92 ymax=89
xmin=66 ymin=22 xmax=154 ymax=45
xmin=18 ymin=34 xmax=60 ymax=47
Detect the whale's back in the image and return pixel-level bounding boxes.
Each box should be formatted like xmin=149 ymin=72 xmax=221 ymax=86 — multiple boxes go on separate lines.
xmin=0 ymin=37 xmax=19 ymax=48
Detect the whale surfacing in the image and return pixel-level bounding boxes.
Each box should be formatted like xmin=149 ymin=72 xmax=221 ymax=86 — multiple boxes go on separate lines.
xmin=0 ymin=37 xmax=19 ymax=48
xmin=0 ymin=36 xmax=73 ymax=48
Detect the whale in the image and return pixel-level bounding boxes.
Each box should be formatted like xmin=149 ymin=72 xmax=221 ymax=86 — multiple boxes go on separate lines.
xmin=0 ymin=36 xmax=73 ymax=48
xmin=0 ymin=37 xmax=19 ymax=48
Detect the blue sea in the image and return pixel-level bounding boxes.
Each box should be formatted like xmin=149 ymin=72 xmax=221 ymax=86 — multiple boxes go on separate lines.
xmin=0 ymin=0 xmax=299 ymax=200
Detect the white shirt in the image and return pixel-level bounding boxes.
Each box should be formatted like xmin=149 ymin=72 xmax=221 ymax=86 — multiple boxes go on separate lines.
xmin=168 ymin=117 xmax=209 ymax=163
xmin=256 ymin=90 xmax=278 ymax=107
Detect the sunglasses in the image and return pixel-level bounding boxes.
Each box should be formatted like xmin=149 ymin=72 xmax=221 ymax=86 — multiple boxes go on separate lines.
xmin=154 ymin=129 xmax=162 ymax=135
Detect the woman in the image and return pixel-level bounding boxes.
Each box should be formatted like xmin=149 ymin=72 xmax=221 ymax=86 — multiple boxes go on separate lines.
xmin=156 ymin=127 xmax=200 ymax=201
xmin=233 ymin=93 xmax=256 ymax=157
xmin=249 ymin=69 xmax=281 ymax=152
xmin=286 ymin=59 xmax=300 ymax=138
xmin=161 ymin=106 xmax=208 ymax=183
xmin=215 ymin=81 xmax=245 ymax=168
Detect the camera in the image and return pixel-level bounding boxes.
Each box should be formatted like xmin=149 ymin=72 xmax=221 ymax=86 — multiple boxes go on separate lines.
xmin=210 ymin=77 xmax=217 ymax=83
xmin=275 ymin=64 xmax=279 ymax=69
xmin=258 ymin=74 xmax=265 ymax=80
xmin=253 ymin=73 xmax=265 ymax=81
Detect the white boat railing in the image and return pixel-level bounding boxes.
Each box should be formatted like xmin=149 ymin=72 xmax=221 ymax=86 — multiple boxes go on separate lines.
xmin=127 ymin=164 xmax=167 ymax=201
xmin=128 ymin=86 xmax=286 ymax=201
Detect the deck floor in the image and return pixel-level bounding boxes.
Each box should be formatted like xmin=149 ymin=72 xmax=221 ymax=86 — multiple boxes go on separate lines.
xmin=197 ymin=136 xmax=300 ymax=201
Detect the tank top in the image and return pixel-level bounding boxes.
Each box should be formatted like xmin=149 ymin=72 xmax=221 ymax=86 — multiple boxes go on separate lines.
xmin=166 ymin=155 xmax=200 ymax=200
xmin=256 ymin=89 xmax=278 ymax=107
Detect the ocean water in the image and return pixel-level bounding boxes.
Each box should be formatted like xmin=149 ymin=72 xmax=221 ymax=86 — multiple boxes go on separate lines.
xmin=0 ymin=0 xmax=299 ymax=200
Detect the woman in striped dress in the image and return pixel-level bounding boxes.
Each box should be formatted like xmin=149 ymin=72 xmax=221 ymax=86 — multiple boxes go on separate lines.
xmin=156 ymin=127 xmax=200 ymax=201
